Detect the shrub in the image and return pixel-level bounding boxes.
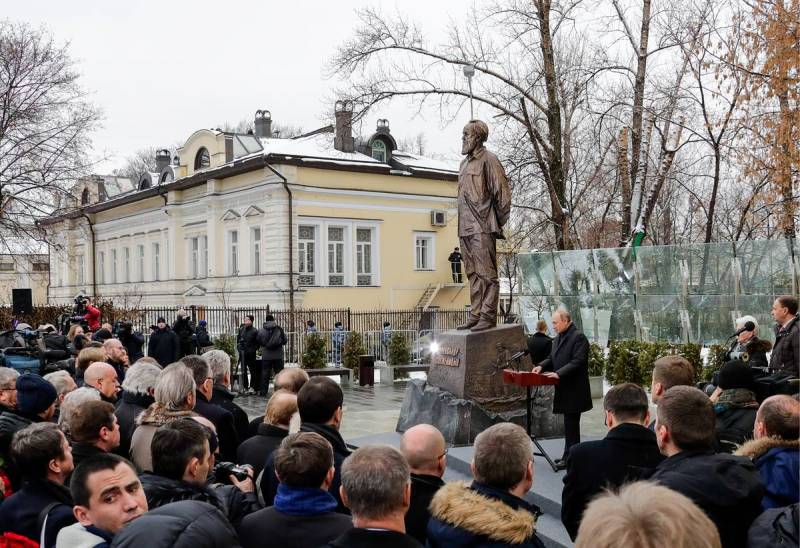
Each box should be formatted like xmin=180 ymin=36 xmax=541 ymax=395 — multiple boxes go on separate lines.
xmin=214 ymin=333 xmax=237 ymax=365
xmin=387 ymin=332 xmax=411 ymax=366
xmin=302 ymin=332 xmax=327 ymax=369
xmin=606 ymin=340 xmax=643 ymax=385
xmin=588 ymin=343 xmax=606 ymax=377
xmin=704 ymin=344 xmax=727 ymax=382
xmin=342 ymin=331 xmax=366 ymax=378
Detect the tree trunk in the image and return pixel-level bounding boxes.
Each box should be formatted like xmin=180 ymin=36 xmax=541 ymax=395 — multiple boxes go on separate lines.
xmin=777 ymin=92 xmax=797 ymax=237
xmin=627 ymin=0 xmax=652 ymax=229
xmin=704 ymin=145 xmax=722 ymax=243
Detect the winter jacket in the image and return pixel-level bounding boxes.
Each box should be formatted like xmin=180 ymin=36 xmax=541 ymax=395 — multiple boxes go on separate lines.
xmin=260 ymin=422 xmax=350 ymax=514
xmin=56 ymin=523 xmax=113 ymax=548
xmin=736 ymin=437 xmax=800 ymax=509
xmin=119 ymin=332 xmax=145 ymax=364
xmin=210 ymin=384 xmax=249 ymax=442
xmin=747 ymin=503 xmax=798 ymax=548
xmin=427 ymin=481 xmax=545 ymax=548
xmin=714 ymin=388 xmax=759 ymax=453
xmin=239 ymin=485 xmax=352 ymax=548
xmin=0 ymin=411 xmax=44 ymax=489
xmin=406 ymin=473 xmax=445 ymax=544
xmin=194 ymin=326 xmax=212 ymax=351
xmin=172 ymin=317 xmax=196 ymax=358
xmin=724 ymin=337 xmax=772 ymax=369
xmin=194 ymin=391 xmax=239 ymax=462
xmin=650 ymin=450 xmax=765 ymax=548
xmin=237 ymin=325 xmax=259 ymax=355
xmin=128 ymin=404 xmax=195 ymax=472
xmin=324 ymin=529 xmax=422 ymax=548
xmin=138 ymin=473 xmax=260 ymax=530
xmin=83 ymin=305 xmax=101 ymax=331
xmin=561 ymin=423 xmax=664 ymax=540
xmin=114 ymin=391 xmax=154 ymax=460
xmin=236 ymin=423 xmax=289 ymax=477
xmin=0 ymin=479 xmax=75 ymax=548
xmin=110 ymin=500 xmax=240 ymax=548
xmin=770 ymin=315 xmax=799 ymax=374
xmin=539 ymin=323 xmax=592 ymax=414
xmin=257 ymin=321 xmax=287 ymax=361
xmin=147 ymin=327 xmax=179 ymax=367
xmin=526 ymin=332 xmax=552 ymax=366
xmin=70 ymin=443 xmax=104 ymax=471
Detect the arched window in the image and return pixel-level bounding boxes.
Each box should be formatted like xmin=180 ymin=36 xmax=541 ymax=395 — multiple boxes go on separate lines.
xmin=160 ymin=170 xmax=173 ymax=184
xmin=81 ymin=187 xmax=90 ymax=205
xmin=371 ymin=140 xmax=387 ymax=163
xmin=194 ymin=147 xmax=210 ymax=170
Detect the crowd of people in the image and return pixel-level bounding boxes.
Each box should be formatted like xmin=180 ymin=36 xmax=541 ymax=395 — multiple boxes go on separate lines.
xmin=0 ymin=295 xmax=793 ymax=547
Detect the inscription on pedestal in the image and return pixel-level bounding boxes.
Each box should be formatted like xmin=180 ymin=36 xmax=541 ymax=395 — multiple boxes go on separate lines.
xmin=432 ymin=346 xmax=461 ymax=367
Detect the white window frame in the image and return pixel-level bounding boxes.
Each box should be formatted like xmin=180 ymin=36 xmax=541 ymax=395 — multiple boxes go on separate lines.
xmin=250 ymin=226 xmax=261 ymax=275
xmin=298 ymin=224 xmax=317 ymax=286
xmin=414 ymin=232 xmax=435 ymax=271
xmin=123 ymin=247 xmax=130 ymax=283
xmin=152 ymin=242 xmax=160 ymax=281
xmin=228 ymin=230 xmax=239 ymax=276
xmin=201 ymin=235 xmax=208 ymax=277
xmin=76 ymin=255 xmax=85 ymax=285
xmin=189 ymin=237 xmax=200 ymax=279
xmin=296 ymin=218 xmax=381 ymax=287
xmin=355 ymin=226 xmax=377 ymax=286
xmin=327 ymin=225 xmax=347 ymax=286
xmin=137 ymin=245 xmax=145 ymax=282
xmin=111 ymin=249 xmax=118 ymax=284
xmin=98 ymin=251 xmax=105 ymax=285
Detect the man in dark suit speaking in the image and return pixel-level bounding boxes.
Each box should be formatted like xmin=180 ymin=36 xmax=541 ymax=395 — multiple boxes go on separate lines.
xmin=532 ymin=308 xmax=592 ymax=470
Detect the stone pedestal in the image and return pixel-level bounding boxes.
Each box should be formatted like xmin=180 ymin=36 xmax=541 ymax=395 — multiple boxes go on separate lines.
xmin=397 ymin=324 xmax=564 ymax=445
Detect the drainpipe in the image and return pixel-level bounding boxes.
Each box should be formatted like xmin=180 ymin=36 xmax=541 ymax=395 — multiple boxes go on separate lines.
xmin=80 ymin=213 xmax=98 ymax=298
xmin=263 ymin=162 xmax=295 ymax=350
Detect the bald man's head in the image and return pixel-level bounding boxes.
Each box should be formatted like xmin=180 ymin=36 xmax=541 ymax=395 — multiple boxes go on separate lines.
xmin=274 ymin=368 xmax=309 ymax=394
xmin=84 ymin=362 xmax=120 ymax=401
xmin=265 ymin=389 xmax=298 ymax=428
xmin=400 ymin=424 xmax=446 ymax=476
xmin=755 ymin=395 xmax=800 ymax=440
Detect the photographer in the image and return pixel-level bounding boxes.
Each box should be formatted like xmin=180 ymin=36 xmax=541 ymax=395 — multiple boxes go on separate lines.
xmin=115 ymin=320 xmax=145 ymax=363
xmin=81 ymin=296 xmax=101 ymax=332
xmin=139 ymin=418 xmax=259 ymax=529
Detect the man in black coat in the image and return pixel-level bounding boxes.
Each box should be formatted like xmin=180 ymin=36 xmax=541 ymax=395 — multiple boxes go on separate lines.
xmin=0 ymin=423 xmax=75 ymax=547
xmin=205 ymin=349 xmax=250 ymax=441
xmin=561 ymin=383 xmax=664 ymax=540
xmin=650 ymin=386 xmax=764 ymax=548
xmin=532 ymin=308 xmax=592 ymax=468
xmin=237 ymin=315 xmax=260 ymax=394
xmin=148 ymin=317 xmax=179 ymax=367
xmin=237 ymin=390 xmax=294 ymax=477
xmin=769 ymin=295 xmax=799 ymax=375
xmin=239 ymin=432 xmax=352 ymax=548
xmin=256 ymin=315 xmax=287 ymax=396
xmin=399 ymin=424 xmax=447 ymax=545
xmin=526 ymin=319 xmax=553 ymax=365
xmin=172 ymin=310 xmax=196 ymax=360
xmin=260 ymin=377 xmax=350 ymax=513
xmin=180 ymin=355 xmax=239 ymax=462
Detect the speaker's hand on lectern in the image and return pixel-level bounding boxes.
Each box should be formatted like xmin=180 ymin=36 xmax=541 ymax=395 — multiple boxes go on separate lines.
xmin=532 ymin=366 xmax=542 ymax=374
xmin=543 ymin=372 xmax=559 ymax=379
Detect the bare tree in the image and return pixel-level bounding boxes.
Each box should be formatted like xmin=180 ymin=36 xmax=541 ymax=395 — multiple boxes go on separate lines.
xmin=0 ymin=21 xmax=101 ymax=246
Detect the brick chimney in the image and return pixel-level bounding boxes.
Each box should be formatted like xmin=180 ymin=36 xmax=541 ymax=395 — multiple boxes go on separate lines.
xmin=333 ymin=100 xmax=355 ymax=153
xmin=155 ymin=149 xmax=171 ymax=171
xmin=254 ymin=110 xmax=272 ymax=138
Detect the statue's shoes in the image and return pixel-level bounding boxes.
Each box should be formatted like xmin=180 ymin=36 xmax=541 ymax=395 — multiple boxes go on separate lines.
xmin=470 ymin=320 xmax=495 ymax=332
xmin=456 ymin=318 xmax=479 ymax=330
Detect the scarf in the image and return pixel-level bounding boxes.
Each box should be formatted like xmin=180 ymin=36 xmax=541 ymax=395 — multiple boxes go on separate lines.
xmin=714 ymin=388 xmax=759 ymax=414
xmin=274 ymin=484 xmax=338 ymax=516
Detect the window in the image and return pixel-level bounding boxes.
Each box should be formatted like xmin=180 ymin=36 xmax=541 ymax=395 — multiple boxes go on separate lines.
xmin=327 ymin=227 xmax=345 ymax=286
xmin=371 ymin=140 xmax=387 ymax=163
xmin=0 ymin=262 xmax=14 ymax=272
xmin=123 ymin=247 xmax=130 ymax=283
xmin=194 ymin=147 xmax=210 ymax=170
xmin=251 ymin=227 xmax=261 ymax=275
xmin=201 ymin=235 xmax=208 ymax=277
xmin=415 ymin=233 xmax=435 ymax=270
xmin=137 ymin=245 xmax=144 ymax=282
xmin=356 ymin=228 xmax=374 ymax=286
xmin=152 ymin=243 xmax=160 ymax=281
xmin=189 ymin=237 xmax=200 ymax=279
xmin=111 ymin=250 xmax=118 ymax=284
xmin=81 ymin=187 xmax=90 ymax=205
xmin=298 ymin=225 xmax=316 ymax=286
xmin=76 ymin=255 xmax=84 ymax=285
xmin=229 ymin=230 xmax=239 ymax=275
xmin=98 ymin=252 xmax=105 ymax=284
xmin=31 ymin=262 xmax=49 ymax=272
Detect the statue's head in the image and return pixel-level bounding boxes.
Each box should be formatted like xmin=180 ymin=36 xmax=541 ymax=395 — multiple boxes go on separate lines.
xmin=461 ymin=119 xmax=489 ymax=155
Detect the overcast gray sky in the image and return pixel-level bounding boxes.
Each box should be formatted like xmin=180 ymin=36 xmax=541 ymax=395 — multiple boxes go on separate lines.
xmin=7 ymin=0 xmax=476 ymax=172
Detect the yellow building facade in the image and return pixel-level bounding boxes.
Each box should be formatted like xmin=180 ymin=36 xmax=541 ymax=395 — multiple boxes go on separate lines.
xmin=43 ymin=108 xmax=469 ymax=311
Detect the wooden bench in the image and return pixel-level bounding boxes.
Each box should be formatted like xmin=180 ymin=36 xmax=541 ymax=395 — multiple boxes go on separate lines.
xmin=303 ymin=366 xmax=352 ymax=386
xmin=376 ymin=363 xmax=430 ymax=384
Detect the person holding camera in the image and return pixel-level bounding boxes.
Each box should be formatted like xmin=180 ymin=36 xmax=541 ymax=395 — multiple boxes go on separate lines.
xmin=138 ymin=418 xmax=259 ymax=529
xmin=82 ymin=297 xmax=101 ymax=332
xmin=115 ymin=320 xmax=145 ymax=364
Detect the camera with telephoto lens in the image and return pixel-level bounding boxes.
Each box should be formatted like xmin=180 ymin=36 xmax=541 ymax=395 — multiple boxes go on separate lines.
xmin=213 ymin=461 xmax=251 ymax=483
xmin=113 ymin=320 xmax=133 ymax=338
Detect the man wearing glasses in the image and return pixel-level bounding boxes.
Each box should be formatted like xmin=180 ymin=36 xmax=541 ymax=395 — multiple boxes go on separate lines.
xmin=0 ymin=368 xmax=19 ymax=415
xmin=400 ymin=424 xmax=448 ymax=545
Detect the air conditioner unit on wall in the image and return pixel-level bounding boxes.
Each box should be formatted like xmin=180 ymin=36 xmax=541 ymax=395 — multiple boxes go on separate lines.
xmin=430 ymin=210 xmax=447 ymax=227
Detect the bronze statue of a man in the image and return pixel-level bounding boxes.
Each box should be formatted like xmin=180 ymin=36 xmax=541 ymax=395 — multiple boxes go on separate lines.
xmin=456 ymin=120 xmax=511 ymax=332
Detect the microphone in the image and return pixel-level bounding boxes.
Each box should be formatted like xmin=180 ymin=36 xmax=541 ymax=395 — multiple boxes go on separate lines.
xmin=508 ymin=349 xmax=529 ymax=362
xmin=730 ymin=321 xmax=755 ymax=338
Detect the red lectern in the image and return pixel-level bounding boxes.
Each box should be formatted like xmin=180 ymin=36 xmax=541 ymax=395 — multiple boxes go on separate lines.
xmin=502 ymin=369 xmax=560 ymax=472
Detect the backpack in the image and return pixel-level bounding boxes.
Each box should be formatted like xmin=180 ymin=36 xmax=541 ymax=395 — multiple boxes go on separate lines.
xmin=0 ymin=501 xmax=68 ymax=548
xmin=748 ymin=503 xmax=799 ymax=547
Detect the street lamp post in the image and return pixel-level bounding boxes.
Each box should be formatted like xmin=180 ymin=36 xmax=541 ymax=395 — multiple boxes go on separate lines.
xmin=463 ymin=64 xmax=475 ymax=119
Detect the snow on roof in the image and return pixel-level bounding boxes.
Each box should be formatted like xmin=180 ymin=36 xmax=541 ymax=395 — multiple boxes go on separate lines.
xmin=392 ymin=150 xmax=458 ymax=174
xmin=101 ymin=176 xmax=135 ymax=197
xmin=259 ymin=134 xmax=382 ymax=165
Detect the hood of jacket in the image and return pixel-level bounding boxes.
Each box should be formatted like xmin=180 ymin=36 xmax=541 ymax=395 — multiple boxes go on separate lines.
xmin=263 ymin=320 xmax=278 ymax=329
xmin=120 ymin=390 xmax=155 ymax=410
xmin=735 ymin=437 xmax=799 ymax=461
xmin=212 ymin=384 xmax=235 ymax=402
xmin=139 ymin=473 xmax=223 ymax=511
xmin=135 ymin=403 xmax=194 ymax=427
xmin=429 ymin=481 xmax=538 ymax=545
